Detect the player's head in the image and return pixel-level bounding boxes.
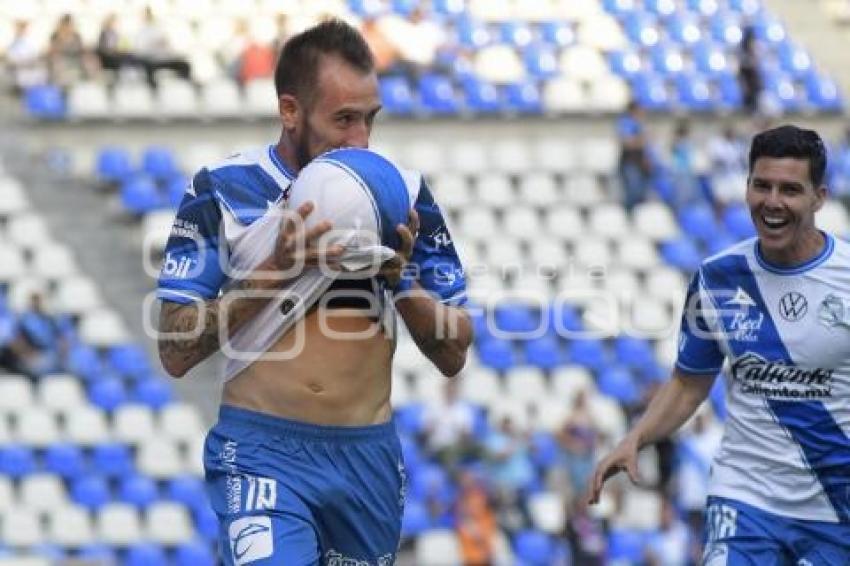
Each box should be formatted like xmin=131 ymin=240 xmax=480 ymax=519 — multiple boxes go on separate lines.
xmin=275 ymin=19 xmax=381 ymax=171
xmin=746 ymin=125 xmax=827 ymax=265
xmin=288 ymin=148 xmax=410 ymax=253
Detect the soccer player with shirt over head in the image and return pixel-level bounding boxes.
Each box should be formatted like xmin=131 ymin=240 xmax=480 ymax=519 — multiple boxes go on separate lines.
xmin=156 ymin=20 xmax=472 ymax=565
xmin=588 ymin=125 xmax=850 ymax=564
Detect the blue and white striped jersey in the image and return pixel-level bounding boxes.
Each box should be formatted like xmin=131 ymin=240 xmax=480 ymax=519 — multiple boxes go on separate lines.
xmin=677 ymin=234 xmax=850 ymax=523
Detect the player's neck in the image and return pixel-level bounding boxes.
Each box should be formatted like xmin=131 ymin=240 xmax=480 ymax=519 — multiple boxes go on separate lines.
xmin=274 ymin=137 xmax=301 ymax=175
xmin=759 ymin=229 xmax=827 ymax=268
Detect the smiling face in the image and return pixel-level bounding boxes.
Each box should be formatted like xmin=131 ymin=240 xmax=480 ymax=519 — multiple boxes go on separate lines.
xmin=745 ymin=156 xmax=827 ymax=266
xmin=281 ymin=54 xmax=381 ymax=170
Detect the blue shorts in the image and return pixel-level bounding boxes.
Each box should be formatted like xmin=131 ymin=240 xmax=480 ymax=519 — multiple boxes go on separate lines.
xmin=703 ymin=496 xmax=850 ymax=565
xmin=204 ymin=405 xmax=405 ymax=566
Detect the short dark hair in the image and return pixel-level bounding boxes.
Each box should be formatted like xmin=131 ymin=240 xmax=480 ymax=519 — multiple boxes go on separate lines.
xmin=274 ymin=19 xmax=374 ymax=102
xmin=748 ymin=124 xmax=827 ymax=187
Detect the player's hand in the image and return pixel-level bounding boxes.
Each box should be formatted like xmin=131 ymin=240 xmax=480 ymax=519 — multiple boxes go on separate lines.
xmin=381 ymin=209 xmax=419 ymax=289
xmin=586 ymin=435 xmax=641 ymax=505
xmin=273 ymin=201 xmax=344 ymax=274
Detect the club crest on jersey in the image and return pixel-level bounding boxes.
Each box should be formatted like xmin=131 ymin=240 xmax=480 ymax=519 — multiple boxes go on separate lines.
xmin=818 ymin=294 xmax=850 ymax=329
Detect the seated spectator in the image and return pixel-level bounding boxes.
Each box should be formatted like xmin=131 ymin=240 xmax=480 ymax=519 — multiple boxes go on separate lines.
xmin=361 ymin=15 xmax=401 ymax=76
xmin=96 ymin=13 xmax=146 ymax=80
xmin=645 ymin=497 xmax=690 ymax=566
xmin=6 ymin=20 xmax=48 ymax=95
xmin=271 ymin=13 xmax=291 ymax=57
xmin=48 ymin=13 xmax=99 ymax=90
xmin=133 ymin=6 xmax=191 ymax=88
xmin=707 ymin=125 xmax=749 ymax=209
xmin=484 ymin=416 xmax=536 ymax=495
xmin=557 ymin=390 xmax=598 ymax=497
xmin=456 ymin=469 xmax=498 ymax=566
xmin=5 ymin=292 xmax=63 ymax=378
xmin=669 ymin=120 xmax=703 ymax=208
xmin=617 ymin=100 xmax=652 ymax=211
xmin=381 ymin=3 xmax=447 ymax=79
xmin=227 ymin=19 xmax=275 ymax=86
xmin=422 ymin=379 xmax=480 ymax=470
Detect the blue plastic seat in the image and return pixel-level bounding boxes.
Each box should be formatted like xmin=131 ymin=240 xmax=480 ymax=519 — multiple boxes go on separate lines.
xmin=597 ymin=366 xmax=641 ymax=405
xmin=135 ymin=377 xmax=174 ymax=410
xmin=92 ymin=442 xmax=134 ymax=477
xmin=410 ymin=463 xmax=451 ymax=501
xmin=66 ymin=343 xmax=103 ymax=382
xmin=503 ymin=81 xmax=542 ymax=114
xmin=753 ymin=16 xmax=786 ymax=44
xmin=120 ymin=475 xmax=159 ymax=508
xmin=166 ymin=174 xmax=190 ymax=208
xmin=530 ymin=431 xmax=560 ymax=469
xmin=391 ymin=0 xmax=417 ymax=16
xmin=126 ymin=543 xmax=168 ymax=566
xmin=24 ymin=85 xmax=66 ymax=119
xmin=622 ymin=12 xmax=661 ymax=48
xmin=167 ymin=475 xmax=208 ymax=511
xmin=45 ymin=442 xmax=86 ymax=480
xmin=89 ymin=378 xmax=128 ymax=412
xmin=661 ymin=236 xmax=702 ymax=272
xmin=500 ymin=21 xmax=533 ymax=48
xmin=667 ymin=14 xmax=703 ymax=45
xmin=805 ymin=73 xmax=843 ymax=112
xmin=693 ymin=42 xmax=728 ymax=76
xmin=419 ymin=74 xmax=460 ymax=114
xmin=194 ymin=502 xmax=220 ymax=543
xmin=513 ymin=530 xmax=554 ymax=565
xmin=433 ymin=0 xmax=466 ymax=17
xmin=394 ymin=403 xmax=426 ymax=436
xmin=32 ymin=543 xmax=66 ymax=562
xmin=679 ymin=203 xmax=720 ymax=242
xmin=379 ymin=76 xmax=416 ymax=115
xmin=687 ymin=0 xmax=720 ymax=17
xmin=539 ymin=21 xmax=575 ymax=47
xmin=549 ymin=304 xmax=582 ymax=335
xmin=676 ymin=74 xmax=715 ymax=112
xmin=142 ymin=146 xmax=179 ymax=181
xmin=715 ymin=72 xmax=743 ymax=109
xmin=478 ymin=339 xmax=519 ymax=371
xmin=96 ymin=146 xmax=134 ymax=183
xmin=71 ymin=476 xmax=111 ymax=510
xmin=0 ymin=444 xmax=36 ymax=478
xmin=723 ymin=204 xmax=756 ymax=240
xmin=646 ymin=0 xmax=676 ymax=17
xmin=174 ymin=541 xmax=215 ymax=566
xmin=462 ymin=77 xmax=502 ymax=113
xmin=710 ymin=13 xmax=743 ymax=45
xmin=609 ymin=49 xmax=643 ymax=79
xmin=567 ymin=339 xmax=607 ymax=371
xmin=523 ymin=337 xmax=564 ymax=370
xmin=608 ymin=529 xmax=650 ymax=562
xmin=778 ymin=43 xmax=812 ymax=77
xmin=76 ymin=544 xmax=117 ymax=563
xmin=649 ymin=44 xmax=685 ymax=77
xmin=727 ymin=0 xmax=761 ymax=17
xmin=602 ymin=0 xmax=638 ymax=17
xmin=523 ymin=45 xmax=559 ymax=79
xmin=495 ymin=305 xmax=539 ymax=336
xmin=108 ymin=343 xmax=151 ymax=380
xmin=455 ymin=17 xmax=491 ymax=49
xmin=614 ymin=336 xmax=655 ymax=373
xmin=121 ymin=175 xmax=165 ymax=215
xmin=706 ymin=231 xmax=737 ymax=256
xmin=631 ymin=73 xmax=671 ymax=111
xmin=401 ymin=498 xmax=431 ymax=537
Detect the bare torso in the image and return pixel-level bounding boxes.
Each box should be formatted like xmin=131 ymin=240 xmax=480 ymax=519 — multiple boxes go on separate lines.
xmin=222 ymin=308 xmax=394 ymax=426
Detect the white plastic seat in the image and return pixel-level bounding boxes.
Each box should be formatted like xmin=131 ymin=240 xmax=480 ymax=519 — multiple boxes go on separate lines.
xmin=599 ymin=268 xmax=641 ymax=301
xmin=542 ymin=77 xmax=586 ymax=114
xmin=550 ymin=366 xmax=595 ymax=401
xmin=14 ymin=408 xmax=60 ymax=448
xmin=626 ymin=298 xmax=675 ymax=340
xmin=588 ymin=203 xmax=630 ymax=240
xmin=137 ymin=438 xmax=183 ymax=479
xmin=112 ymin=82 xmax=155 ymax=119
xmin=48 ymin=505 xmax=94 ymax=547
xmin=66 ymin=407 xmax=110 ymax=446
xmin=655 ymin=337 xmax=679 ymax=368
xmin=474 ymin=45 xmax=525 ymax=84
xmin=244 ymin=78 xmax=277 ymax=117
xmin=587 ymin=75 xmax=630 ymax=112
xmin=156 ymin=79 xmax=198 ymax=118
xmin=504 ymin=367 xmax=549 ymax=404
xmin=490 ymin=138 xmax=532 ymax=175
xmin=544 ymin=205 xmax=585 ymax=241
xmin=616 ymin=236 xmax=660 ymax=271
xmin=184 ymin=433 xmax=206 ymax=477
xmin=159 ymin=402 xmax=205 ymax=444
xmin=458 ymin=368 xmax=503 ymax=407
xmin=201 ymin=78 xmax=242 ymax=118
xmin=590 ymin=393 xmax=627 ymax=440
xmin=449 ymin=141 xmax=490 ymax=175
xmin=644 ymin=266 xmax=687 ymax=300
xmin=559 ymin=45 xmax=608 ymax=81
xmin=19 ymin=474 xmax=66 ymax=512
xmin=572 ymin=237 xmax=612 ymax=268
xmin=403 ymin=141 xmax=444 ymax=176
xmin=457 ymin=208 xmax=498 ymax=242
xmin=390 ymin=374 xmax=412 ymax=407
xmin=415 ymin=530 xmax=463 ymax=565
xmin=579 ymin=13 xmax=627 ymax=50
xmin=633 ymin=202 xmax=680 ymax=241
xmin=181 ymin=143 xmax=225 ymax=174
xmin=613 ymin=488 xmax=662 ymax=530
xmin=410 ymin=368 xmax=445 ymax=404
xmin=533 ymin=138 xmax=578 ymax=174
xmin=53 ymin=275 xmax=103 ymax=315
xmin=0 ymin=244 xmax=26 ymax=282
xmin=2 ymin=508 xmax=43 ymax=547
xmin=484 ymin=237 xmax=524 ymax=272
xmin=579 ymin=138 xmax=619 ymax=175
xmin=474 ymin=172 xmax=514 ymax=209
xmin=532 ymin=397 xmax=571 ymax=432
xmin=503 ymin=206 xmax=540 ymax=241
xmin=38 ymin=375 xmax=86 ymax=415
xmin=7 ymin=213 xmax=51 ymax=250
xmin=466 ymin=272 xmax=509 ymax=302
xmin=114 ymin=404 xmax=156 ymax=445
xmin=79 ymin=309 xmax=130 ymax=346
xmin=430 ymin=173 xmax=474 ymax=210
xmin=97 ymin=503 xmax=142 ymax=546
xmin=0 ymin=176 xmax=30 ymax=217
xmin=563 ymin=174 xmax=607 ymax=206
xmin=146 ymin=502 xmax=194 ymax=545
xmin=518 ymin=172 xmax=561 ymax=207
xmin=512 ymin=272 xmax=554 ymax=301
xmin=67 ymin=81 xmax=110 ymax=119
xmin=30 ymin=243 xmax=78 ymax=281
xmin=488 ymin=396 xmax=531 ymax=430
xmin=0 ymin=478 xmax=16 ymax=512
xmin=817 ymin=200 xmax=850 ymax=234
xmin=528 ymin=491 xmax=567 ymax=534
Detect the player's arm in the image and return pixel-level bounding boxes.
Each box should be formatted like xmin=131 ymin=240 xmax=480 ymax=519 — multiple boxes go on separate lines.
xmin=586 ymin=368 xmax=716 ymax=503
xmin=158 ymin=178 xmax=339 ymax=377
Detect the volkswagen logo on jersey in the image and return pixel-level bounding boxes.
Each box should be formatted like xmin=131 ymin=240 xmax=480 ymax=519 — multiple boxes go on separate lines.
xmin=779 ymin=291 xmax=808 ymax=322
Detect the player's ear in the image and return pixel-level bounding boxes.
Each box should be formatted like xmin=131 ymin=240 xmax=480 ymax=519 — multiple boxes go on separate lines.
xmin=813 ymin=184 xmax=827 ymax=212
xmin=279 ymin=94 xmax=300 ymax=132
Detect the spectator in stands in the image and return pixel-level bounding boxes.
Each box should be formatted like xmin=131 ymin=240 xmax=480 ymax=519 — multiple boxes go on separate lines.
xmin=47 ymin=14 xmax=99 ymax=90
xmin=675 ymin=408 xmax=722 ymax=563
xmin=738 ymin=26 xmax=763 ymax=115
xmin=645 ymin=497 xmax=690 ymax=566
xmin=361 ymin=15 xmax=401 ymax=76
xmin=271 ymin=13 xmax=291 ymax=57
xmin=456 ymin=469 xmax=499 ymax=565
xmin=707 ymin=125 xmax=749 ymax=209
xmin=220 ymin=19 xmax=275 ymax=86
xmin=563 ymin=496 xmax=606 ymax=565
xmin=557 ymin=390 xmax=598 ymax=498
xmin=381 ymin=3 xmax=447 ymax=80
xmin=133 ymin=6 xmax=191 ymax=88
xmin=484 ymin=416 xmax=536 ymax=495
xmin=669 ymin=120 xmax=703 ymax=208
xmin=616 ymin=100 xmax=652 ymax=211
xmin=422 ymin=379 xmax=479 ymax=470
xmin=96 ymin=13 xmax=145 ymax=80
xmin=6 ymin=292 xmax=62 ymax=378
xmin=6 ymin=20 xmax=48 ymax=94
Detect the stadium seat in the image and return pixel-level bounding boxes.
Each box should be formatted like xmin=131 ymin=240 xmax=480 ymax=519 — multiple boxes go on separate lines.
xmin=679 ymin=203 xmax=720 ymax=243
xmin=120 ymin=475 xmax=160 ymax=509
xmin=159 ymin=402 xmax=205 ymax=444
xmin=607 ymin=528 xmax=651 ymax=563
xmin=156 ymin=79 xmax=198 ymax=118
xmin=31 ymin=243 xmax=78 ymax=280
xmin=523 ymin=44 xmax=559 ymax=79
xmin=79 ymin=309 xmax=130 ymax=346
xmin=141 ymin=146 xmax=179 ymax=182
xmin=48 ymin=504 xmax=95 ymax=547
xmin=475 ymin=45 xmax=526 ymax=84
xmin=67 ymin=81 xmax=110 ymax=119
xmin=92 ymin=442 xmax=134 ymax=477
xmin=491 ymin=138 xmax=533 ymax=175
xmin=71 ymin=476 xmax=111 ymax=511
xmin=475 ymin=172 xmax=515 ymax=208
xmin=138 ymin=438 xmax=184 ymax=479
xmin=542 ymin=77 xmax=586 ymax=114
xmin=95 ymin=146 xmax=133 ymax=184
xmin=478 ymin=339 xmax=519 ymax=371
xmin=112 ymin=83 xmax=155 ymax=120
xmin=380 ymin=76 xmax=416 ymax=116
xmin=114 ymin=404 xmax=157 ymax=445
xmin=89 ymin=378 xmax=129 ymax=412
xmin=2 ymin=508 xmax=44 ymax=547
xmin=121 ymin=175 xmax=166 ymax=215
xmin=126 ymin=542 xmax=168 ymax=566
xmin=15 ymin=407 xmax=60 ymax=448
xmin=522 ymin=336 xmax=564 ymax=370
xmin=528 ymin=491 xmax=566 ymax=534
xmin=0 ymin=176 xmax=30 ymax=218
xmin=567 ymin=339 xmax=608 ymax=371
xmin=513 ymin=530 xmax=555 ymax=565
xmin=244 ymin=78 xmax=278 ymax=117
xmin=8 ymin=212 xmax=52 ymax=250
xmin=108 ymin=343 xmax=151 ymax=381
xmin=503 ymin=80 xmax=544 ymax=114
xmin=200 ymin=78 xmax=242 ymax=118
xmin=167 ymin=475 xmax=207 ymax=511
xmin=458 ymin=368 xmax=503 ymax=407
xmin=633 ymin=202 xmax=680 ymax=241
xmin=20 ymin=474 xmax=67 ymax=512
xmin=0 ymin=377 xmax=34 ymax=415
xmin=616 ymin=236 xmax=660 ymax=271
xmin=97 ymin=503 xmax=143 ymax=546
xmin=419 ymin=75 xmax=460 ymax=114
xmin=174 ymin=541 xmax=216 ymax=566
xmin=134 ymin=378 xmax=174 ymax=410
xmin=66 ymin=407 xmax=111 ymax=446
xmin=24 ymin=85 xmax=66 ymax=120
xmin=44 ymin=442 xmax=86 ymax=480
xmin=722 ymin=204 xmax=757 ymax=240
xmin=550 ymin=365 xmax=595 ymax=400
xmin=401 ymin=498 xmax=432 ymax=537
xmin=661 ymin=236 xmax=702 ymax=272
xmin=450 ymin=140 xmax=491 ymax=174
xmin=147 ymin=502 xmax=195 ymax=545
xmin=414 ymin=529 xmax=462 ymax=564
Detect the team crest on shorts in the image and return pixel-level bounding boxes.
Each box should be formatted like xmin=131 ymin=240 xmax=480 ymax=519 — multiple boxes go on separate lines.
xmin=703 ymin=542 xmax=729 ymax=566
xmin=229 ymin=515 xmax=273 ymax=565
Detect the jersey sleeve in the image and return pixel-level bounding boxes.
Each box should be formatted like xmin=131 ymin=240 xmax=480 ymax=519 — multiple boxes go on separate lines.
xmin=409 ymin=180 xmax=468 ymax=307
xmin=675 ymin=271 xmax=725 ymax=375
xmin=156 ymin=169 xmax=228 ymax=304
